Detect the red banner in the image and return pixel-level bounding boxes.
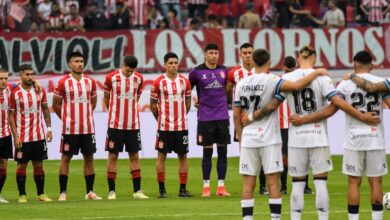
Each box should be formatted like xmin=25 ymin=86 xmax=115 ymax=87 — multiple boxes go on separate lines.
xmin=1 ymin=25 xmax=390 ymax=74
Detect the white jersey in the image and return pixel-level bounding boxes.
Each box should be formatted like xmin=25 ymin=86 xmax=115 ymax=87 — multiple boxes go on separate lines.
xmin=283 ymin=68 xmax=338 ymax=148
xmin=234 ymin=73 xmax=284 ymax=148
xmin=337 ymin=73 xmax=389 ymax=151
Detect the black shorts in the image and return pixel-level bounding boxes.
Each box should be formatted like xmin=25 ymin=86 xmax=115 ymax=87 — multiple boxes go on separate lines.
xmin=197 ymin=120 xmax=231 ymax=146
xmin=155 ymin=130 xmax=188 ymax=155
xmin=105 ymin=128 xmax=142 ymax=153
xmin=14 ymin=140 xmax=48 ymax=163
xmin=61 ymin=134 xmax=96 ymax=157
xmin=281 ymin=128 xmax=288 ymax=155
xmin=0 ymin=135 xmax=13 ymax=159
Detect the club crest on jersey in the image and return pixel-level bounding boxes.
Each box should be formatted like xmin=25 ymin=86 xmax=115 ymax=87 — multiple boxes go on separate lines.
xmin=220 ymin=71 xmax=225 ymax=78
xmin=202 ymin=74 xmax=207 ymax=80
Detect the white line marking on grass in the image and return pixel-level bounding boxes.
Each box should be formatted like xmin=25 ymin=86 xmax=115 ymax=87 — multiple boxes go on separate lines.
xmin=21 ymin=209 xmax=376 ymax=220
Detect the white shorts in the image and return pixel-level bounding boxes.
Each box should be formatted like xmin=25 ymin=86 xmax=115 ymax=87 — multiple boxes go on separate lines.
xmin=288 ymin=147 xmax=333 ymax=177
xmin=239 ymin=144 xmax=283 ymax=176
xmin=342 ymin=149 xmax=388 ymax=177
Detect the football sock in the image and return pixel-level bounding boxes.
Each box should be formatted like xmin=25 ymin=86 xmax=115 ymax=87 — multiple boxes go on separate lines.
xmin=372 ymin=204 xmax=383 ymax=220
xmin=218 ymin=179 xmax=225 ymax=187
xmin=314 ymin=177 xmax=329 ymax=220
xmin=203 ymin=180 xmax=210 ymax=188
xmin=348 ymin=204 xmax=359 ymax=220
xmin=217 ymin=146 xmax=227 ymax=180
xmin=157 ymin=172 xmax=165 ymax=191
xmin=241 ymin=199 xmax=254 ymax=220
xmin=269 ymin=198 xmax=282 ymax=220
xmin=33 ymin=166 xmax=45 ymax=195
xmin=291 ymin=180 xmax=306 ymax=220
xmin=179 ymin=172 xmax=188 ymax=191
xmin=0 ymin=168 xmax=6 ymax=193
xmin=281 ymin=165 xmax=288 ymax=189
xmin=107 ymin=172 xmax=116 ymax=192
xmin=131 ymin=169 xmax=141 ymax=192
xmin=16 ymin=168 xmax=27 ymax=196
xmin=259 ymin=167 xmax=266 ymax=187
xmin=59 ymin=174 xmax=68 ymax=193
xmin=85 ymin=174 xmax=95 ymax=193
xmin=202 ymin=148 xmax=213 ymax=182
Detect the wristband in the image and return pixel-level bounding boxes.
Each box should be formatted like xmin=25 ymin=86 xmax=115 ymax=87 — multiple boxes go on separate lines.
xmin=47 ymin=127 xmax=52 ymax=132
xmin=247 ymin=114 xmax=254 ymax=122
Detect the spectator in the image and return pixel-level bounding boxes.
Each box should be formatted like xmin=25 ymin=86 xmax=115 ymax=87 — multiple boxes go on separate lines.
xmin=157 ymin=17 xmax=169 ymax=29
xmin=147 ymin=5 xmax=163 ymax=29
xmin=187 ymin=0 xmax=207 ymax=20
xmin=160 ymin=0 xmax=181 ymax=24
xmin=59 ymin=0 xmax=79 ymax=15
xmin=0 ymin=0 xmax=11 ymax=31
xmin=167 ymin=8 xmax=180 ymax=29
xmin=238 ymin=3 xmax=262 ymax=29
xmin=37 ymin=0 xmax=52 ymax=24
xmin=288 ymin=0 xmax=312 ymax=27
xmin=310 ymin=0 xmax=345 ymax=28
xmin=111 ymin=1 xmax=130 ymax=29
xmin=275 ymin=0 xmax=290 ymax=28
xmin=8 ymin=0 xmax=33 ymax=32
xmin=84 ymin=2 xmax=111 ymax=31
xmin=63 ymin=4 xmax=85 ymax=31
xmin=188 ymin=17 xmax=203 ymax=30
xmin=204 ymin=14 xmax=223 ymax=29
xmin=207 ymin=0 xmax=228 ymax=27
xmin=360 ymin=0 xmax=390 ymax=25
xmin=345 ymin=0 xmax=356 ymax=27
xmin=45 ymin=2 xmax=64 ymax=32
xmin=128 ymin=0 xmax=155 ymax=29
xmin=29 ymin=21 xmax=39 ymax=32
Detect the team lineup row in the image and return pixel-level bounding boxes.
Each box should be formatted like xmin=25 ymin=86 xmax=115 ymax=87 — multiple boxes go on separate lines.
xmin=0 ymin=42 xmax=388 ymax=220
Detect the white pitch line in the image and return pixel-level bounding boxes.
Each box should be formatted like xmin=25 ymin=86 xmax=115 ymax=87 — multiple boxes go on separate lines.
xmin=21 ymin=209 xmax=377 ymax=220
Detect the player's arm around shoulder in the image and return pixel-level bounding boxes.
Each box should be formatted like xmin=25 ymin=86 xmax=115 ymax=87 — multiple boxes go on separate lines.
xmin=348 ymin=73 xmax=389 ymax=93
xmin=40 ymin=89 xmax=52 ymax=142
xmin=280 ymin=68 xmax=329 ymax=92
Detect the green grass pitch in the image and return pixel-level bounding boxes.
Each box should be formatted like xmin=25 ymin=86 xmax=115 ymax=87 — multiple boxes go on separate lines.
xmin=0 ymin=156 xmax=389 ymax=219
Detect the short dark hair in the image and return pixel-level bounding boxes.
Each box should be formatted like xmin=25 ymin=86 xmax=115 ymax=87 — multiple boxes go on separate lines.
xmin=353 ymin=50 xmax=372 ymax=65
xmin=252 ymin=49 xmax=270 ymax=67
xmin=67 ymin=51 xmax=84 ymax=63
xmin=283 ymin=56 xmax=296 ymax=69
xmin=123 ymin=56 xmax=138 ymax=68
xmin=204 ymin=43 xmax=219 ymax=52
xmin=19 ymin=64 xmax=33 ymax=72
xmin=300 ymin=45 xmax=316 ymax=59
xmin=240 ymin=43 xmax=253 ymax=50
xmin=164 ymin=52 xmax=178 ymax=63
xmin=0 ymin=68 xmax=7 ymax=73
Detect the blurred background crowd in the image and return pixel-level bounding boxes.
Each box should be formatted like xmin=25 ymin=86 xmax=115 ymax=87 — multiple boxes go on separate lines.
xmin=0 ymin=0 xmax=389 ymax=32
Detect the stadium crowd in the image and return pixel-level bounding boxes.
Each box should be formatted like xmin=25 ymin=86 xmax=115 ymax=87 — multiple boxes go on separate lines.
xmin=1 ymin=0 xmax=390 ymax=32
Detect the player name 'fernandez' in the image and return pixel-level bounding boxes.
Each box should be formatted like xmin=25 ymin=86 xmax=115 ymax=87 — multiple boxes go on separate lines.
xmin=240 ymin=84 xmax=265 ymax=92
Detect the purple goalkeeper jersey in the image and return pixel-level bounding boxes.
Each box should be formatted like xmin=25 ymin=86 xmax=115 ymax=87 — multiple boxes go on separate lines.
xmin=189 ymin=63 xmax=229 ymax=121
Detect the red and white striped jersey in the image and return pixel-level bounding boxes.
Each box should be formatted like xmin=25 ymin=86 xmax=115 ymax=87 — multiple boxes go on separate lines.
xmin=104 ymin=70 xmax=143 ymax=130
xmin=362 ymin=0 xmax=388 ymax=23
xmin=54 ymin=74 xmax=97 ymax=135
xmin=187 ymin=0 xmax=207 ymax=4
xmin=278 ymin=100 xmax=290 ymax=129
xmin=10 ymin=86 xmax=47 ymax=143
xmin=128 ymin=0 xmax=155 ymax=26
xmin=48 ymin=14 xmax=64 ymax=28
xmin=151 ymin=74 xmax=191 ymax=131
xmin=227 ymin=64 xmax=254 ymax=85
xmin=0 ymin=84 xmax=13 ymax=138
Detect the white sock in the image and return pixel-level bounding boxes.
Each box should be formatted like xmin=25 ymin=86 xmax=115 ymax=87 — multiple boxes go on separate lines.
xmin=203 ymin=180 xmax=210 ymax=187
xmin=314 ymin=179 xmax=329 ymax=220
xmin=348 ymin=213 xmax=359 ymax=220
xmin=241 ymin=199 xmax=254 ymax=220
xmin=372 ymin=211 xmax=383 ymax=220
xmin=291 ymin=181 xmax=305 ymax=220
xmin=218 ymin=179 xmax=224 ymax=187
xmin=269 ymin=198 xmax=282 ymax=220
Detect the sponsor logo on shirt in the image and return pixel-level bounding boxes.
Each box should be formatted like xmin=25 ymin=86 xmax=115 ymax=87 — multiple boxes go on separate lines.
xmin=205 ymin=80 xmax=223 ymax=89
